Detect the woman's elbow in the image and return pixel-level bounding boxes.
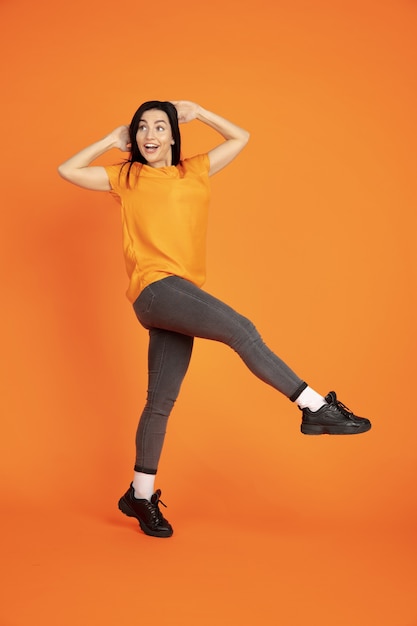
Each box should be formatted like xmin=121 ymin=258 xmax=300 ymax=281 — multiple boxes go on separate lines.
xmin=57 ymin=164 xmax=73 ymax=182
xmin=242 ymin=129 xmax=250 ymax=145
xmin=57 ymin=163 xmax=66 ymax=178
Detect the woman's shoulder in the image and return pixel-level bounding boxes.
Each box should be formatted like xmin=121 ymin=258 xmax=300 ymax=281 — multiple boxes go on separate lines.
xmin=181 ymin=153 xmax=210 ymax=175
xmin=105 ymin=161 xmax=142 ymax=191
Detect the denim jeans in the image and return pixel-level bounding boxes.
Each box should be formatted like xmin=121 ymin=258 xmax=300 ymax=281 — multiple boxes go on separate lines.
xmin=132 ymin=276 xmax=305 ymax=474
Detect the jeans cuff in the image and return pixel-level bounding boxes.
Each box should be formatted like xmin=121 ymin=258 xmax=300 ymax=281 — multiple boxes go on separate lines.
xmin=289 ymin=381 xmax=308 ymax=402
xmin=134 ymin=464 xmax=157 ymax=475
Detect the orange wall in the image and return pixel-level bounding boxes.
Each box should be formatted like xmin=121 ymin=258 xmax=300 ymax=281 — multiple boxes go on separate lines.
xmin=1 ymin=0 xmax=416 ymax=529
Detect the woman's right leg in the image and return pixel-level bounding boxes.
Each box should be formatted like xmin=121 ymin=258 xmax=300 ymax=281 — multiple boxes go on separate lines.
xmin=118 ymin=326 xmax=193 ymax=538
xmin=135 ymin=327 xmax=194 ymax=479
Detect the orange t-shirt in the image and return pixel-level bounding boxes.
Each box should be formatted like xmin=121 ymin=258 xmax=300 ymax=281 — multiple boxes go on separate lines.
xmin=105 ymin=154 xmax=211 ymax=302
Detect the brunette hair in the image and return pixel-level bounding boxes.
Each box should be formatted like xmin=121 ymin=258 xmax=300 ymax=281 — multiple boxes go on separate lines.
xmin=122 ymin=101 xmax=181 ymax=183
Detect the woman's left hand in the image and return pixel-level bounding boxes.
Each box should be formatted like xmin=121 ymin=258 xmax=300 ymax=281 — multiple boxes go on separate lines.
xmin=171 ymin=100 xmax=200 ymax=123
xmin=171 ymin=100 xmax=250 ymax=176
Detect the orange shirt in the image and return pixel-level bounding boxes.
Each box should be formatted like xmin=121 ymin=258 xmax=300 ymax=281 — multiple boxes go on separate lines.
xmin=105 ymin=154 xmax=211 ymax=302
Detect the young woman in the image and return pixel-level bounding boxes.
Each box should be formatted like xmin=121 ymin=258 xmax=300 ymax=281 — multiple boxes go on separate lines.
xmin=58 ymin=100 xmax=371 ymax=538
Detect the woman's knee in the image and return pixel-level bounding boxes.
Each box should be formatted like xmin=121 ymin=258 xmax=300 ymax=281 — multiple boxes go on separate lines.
xmin=230 ymin=313 xmax=260 ymax=349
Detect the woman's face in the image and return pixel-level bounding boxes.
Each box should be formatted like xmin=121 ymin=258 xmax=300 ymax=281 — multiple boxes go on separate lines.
xmin=136 ymin=109 xmax=174 ymax=167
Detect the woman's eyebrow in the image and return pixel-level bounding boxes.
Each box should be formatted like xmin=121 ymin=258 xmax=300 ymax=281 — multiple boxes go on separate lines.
xmin=139 ymin=118 xmax=167 ymax=124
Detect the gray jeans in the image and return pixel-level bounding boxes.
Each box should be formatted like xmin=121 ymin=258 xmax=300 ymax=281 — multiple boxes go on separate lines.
xmin=132 ymin=276 xmax=305 ymax=474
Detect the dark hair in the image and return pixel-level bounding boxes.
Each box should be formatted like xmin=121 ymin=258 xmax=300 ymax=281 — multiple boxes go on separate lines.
xmin=122 ymin=101 xmax=181 ymax=184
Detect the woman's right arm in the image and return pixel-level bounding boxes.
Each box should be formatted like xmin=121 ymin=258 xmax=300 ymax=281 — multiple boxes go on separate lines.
xmin=57 ymin=126 xmax=130 ymax=191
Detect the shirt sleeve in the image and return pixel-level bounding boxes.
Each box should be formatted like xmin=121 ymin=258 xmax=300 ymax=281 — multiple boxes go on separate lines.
xmin=104 ymin=164 xmax=123 ymax=200
xmin=182 ymin=154 xmax=210 ymax=176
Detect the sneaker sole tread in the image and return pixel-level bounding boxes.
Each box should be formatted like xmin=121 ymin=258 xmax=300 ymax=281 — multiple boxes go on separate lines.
xmin=301 ymin=423 xmax=372 ymax=435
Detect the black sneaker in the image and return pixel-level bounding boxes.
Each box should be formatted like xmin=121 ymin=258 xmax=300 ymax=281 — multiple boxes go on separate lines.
xmin=118 ymin=484 xmax=173 ymax=538
xmin=301 ymin=391 xmax=372 ymax=435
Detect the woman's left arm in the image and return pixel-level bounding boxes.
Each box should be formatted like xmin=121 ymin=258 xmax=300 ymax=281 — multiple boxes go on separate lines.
xmin=172 ymin=101 xmax=250 ymax=176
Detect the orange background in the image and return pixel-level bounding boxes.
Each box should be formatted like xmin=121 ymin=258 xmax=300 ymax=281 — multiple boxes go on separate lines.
xmin=1 ymin=0 xmax=416 ymax=624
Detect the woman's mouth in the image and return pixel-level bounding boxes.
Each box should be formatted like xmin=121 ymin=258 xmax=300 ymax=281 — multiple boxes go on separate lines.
xmin=144 ymin=143 xmax=159 ymax=154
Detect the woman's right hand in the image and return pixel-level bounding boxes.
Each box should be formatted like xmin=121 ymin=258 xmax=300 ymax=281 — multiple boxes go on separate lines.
xmin=108 ymin=125 xmax=131 ymax=152
xmin=58 ymin=127 xmax=131 ymax=191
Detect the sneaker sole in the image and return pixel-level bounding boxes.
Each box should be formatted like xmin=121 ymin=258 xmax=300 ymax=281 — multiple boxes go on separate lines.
xmin=301 ymin=422 xmax=372 ymax=435
xmin=118 ymin=497 xmax=173 ymax=538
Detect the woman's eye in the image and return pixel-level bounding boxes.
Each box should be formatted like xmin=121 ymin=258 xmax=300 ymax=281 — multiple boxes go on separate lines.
xmin=157 ymin=126 xmax=165 ymax=131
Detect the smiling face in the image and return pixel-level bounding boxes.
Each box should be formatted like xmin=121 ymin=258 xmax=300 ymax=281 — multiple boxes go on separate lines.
xmin=136 ymin=109 xmax=175 ymax=168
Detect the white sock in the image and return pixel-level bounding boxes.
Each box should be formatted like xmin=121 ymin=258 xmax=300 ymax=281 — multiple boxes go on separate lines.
xmin=295 ymin=386 xmax=327 ymax=412
xmin=132 ymin=471 xmax=156 ymax=501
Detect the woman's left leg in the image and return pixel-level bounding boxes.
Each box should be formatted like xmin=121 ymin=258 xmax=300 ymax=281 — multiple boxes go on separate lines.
xmin=134 ymin=276 xmax=304 ymax=399
xmin=133 ymin=277 xmax=371 ymax=436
